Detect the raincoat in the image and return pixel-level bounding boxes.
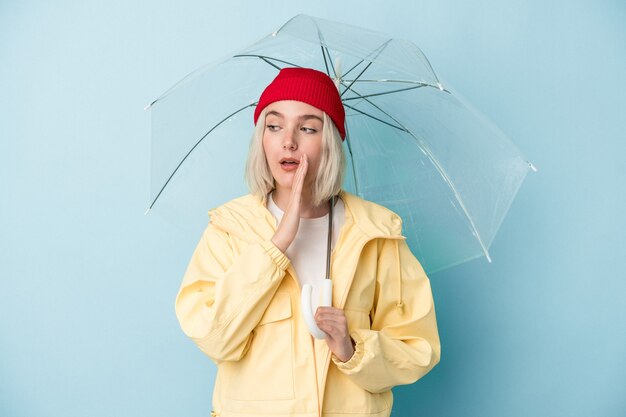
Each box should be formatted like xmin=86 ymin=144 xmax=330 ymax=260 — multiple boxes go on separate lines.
xmin=175 ymin=190 xmax=441 ymax=417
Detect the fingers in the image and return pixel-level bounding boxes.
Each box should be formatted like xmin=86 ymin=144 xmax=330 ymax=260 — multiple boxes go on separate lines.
xmin=315 ymin=306 xmax=345 ymax=319
xmin=286 ymin=154 xmax=307 ymax=216
xmin=316 ymin=321 xmax=340 ymax=338
xmin=316 ymin=318 xmax=348 ymax=342
xmin=291 ymin=154 xmax=308 ymax=199
xmin=314 ymin=307 xmax=348 ymax=338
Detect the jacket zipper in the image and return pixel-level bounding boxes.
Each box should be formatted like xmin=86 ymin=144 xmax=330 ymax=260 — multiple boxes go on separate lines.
xmin=284 ymin=265 xmax=322 ymax=416
xmin=311 ymin=338 xmax=322 ymax=417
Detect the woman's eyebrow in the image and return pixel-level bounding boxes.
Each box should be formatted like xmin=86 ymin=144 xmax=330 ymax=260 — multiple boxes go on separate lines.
xmin=266 ymin=111 xmax=322 ymax=123
xmin=266 ymin=110 xmax=283 ymax=118
xmin=300 ymin=114 xmax=323 ymax=122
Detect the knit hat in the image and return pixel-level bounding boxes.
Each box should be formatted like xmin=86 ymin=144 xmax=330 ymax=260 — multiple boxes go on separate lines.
xmin=253 ymin=67 xmax=346 ymax=140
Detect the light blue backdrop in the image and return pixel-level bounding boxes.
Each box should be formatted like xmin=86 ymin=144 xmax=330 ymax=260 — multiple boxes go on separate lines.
xmin=1 ymin=1 xmax=625 ymax=416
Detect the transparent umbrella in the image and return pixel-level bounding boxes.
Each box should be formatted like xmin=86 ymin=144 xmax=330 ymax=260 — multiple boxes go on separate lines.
xmin=145 ymin=14 xmax=536 ymax=274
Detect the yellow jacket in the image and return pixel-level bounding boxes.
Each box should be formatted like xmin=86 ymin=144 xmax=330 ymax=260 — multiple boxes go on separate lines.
xmin=175 ymin=190 xmax=441 ymax=417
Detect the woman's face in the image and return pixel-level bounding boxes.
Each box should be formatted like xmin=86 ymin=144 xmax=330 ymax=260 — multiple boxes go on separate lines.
xmin=262 ymin=100 xmax=324 ymax=192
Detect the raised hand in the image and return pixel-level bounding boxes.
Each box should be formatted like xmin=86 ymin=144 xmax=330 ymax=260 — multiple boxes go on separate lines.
xmin=271 ymin=154 xmax=308 ymax=253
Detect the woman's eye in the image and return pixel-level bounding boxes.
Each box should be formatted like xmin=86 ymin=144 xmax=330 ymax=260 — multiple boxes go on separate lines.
xmin=266 ymin=124 xmax=280 ymax=132
xmin=301 ymin=127 xmax=318 ymax=134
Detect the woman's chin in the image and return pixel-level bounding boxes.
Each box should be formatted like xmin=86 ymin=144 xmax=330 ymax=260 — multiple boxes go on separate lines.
xmin=273 ymin=176 xmax=295 ymax=190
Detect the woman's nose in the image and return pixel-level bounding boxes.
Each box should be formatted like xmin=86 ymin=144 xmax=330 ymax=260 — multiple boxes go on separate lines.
xmin=282 ymin=130 xmax=297 ymax=150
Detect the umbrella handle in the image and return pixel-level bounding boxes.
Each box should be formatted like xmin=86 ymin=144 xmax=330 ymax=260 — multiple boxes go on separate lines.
xmin=301 ymin=280 xmax=332 ymax=339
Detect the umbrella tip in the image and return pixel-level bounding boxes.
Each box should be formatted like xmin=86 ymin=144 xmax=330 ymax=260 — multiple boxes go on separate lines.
xmin=527 ymin=161 xmax=538 ymax=172
xmin=437 ymin=82 xmax=444 ymax=91
xmin=144 ymin=98 xmax=158 ymax=110
xmin=144 ymin=207 xmax=151 ymax=215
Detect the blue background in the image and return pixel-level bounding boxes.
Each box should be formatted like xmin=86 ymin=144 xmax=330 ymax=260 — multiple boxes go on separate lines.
xmin=2 ymin=1 xmax=625 ymax=416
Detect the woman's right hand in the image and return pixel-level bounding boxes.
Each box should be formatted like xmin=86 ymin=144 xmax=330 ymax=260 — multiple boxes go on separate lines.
xmin=271 ymin=154 xmax=308 ymax=253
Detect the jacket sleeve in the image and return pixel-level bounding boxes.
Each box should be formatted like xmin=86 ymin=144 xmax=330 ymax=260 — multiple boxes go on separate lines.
xmin=174 ymin=223 xmax=291 ymax=364
xmin=331 ymin=238 xmax=441 ymax=393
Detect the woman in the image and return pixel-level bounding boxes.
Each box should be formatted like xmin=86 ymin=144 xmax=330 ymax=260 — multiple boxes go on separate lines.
xmin=175 ymin=67 xmax=441 ymax=417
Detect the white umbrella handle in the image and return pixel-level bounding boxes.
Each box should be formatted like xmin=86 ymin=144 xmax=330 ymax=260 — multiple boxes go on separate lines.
xmin=301 ymin=280 xmax=332 ymax=339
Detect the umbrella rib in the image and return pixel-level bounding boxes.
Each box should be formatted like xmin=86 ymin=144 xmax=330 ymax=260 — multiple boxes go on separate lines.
xmin=323 ymin=46 xmax=337 ymax=78
xmin=342 ymin=123 xmax=360 ymax=195
xmin=343 ymin=103 xmax=406 ymax=132
xmin=342 ymin=85 xmax=426 ymax=101
xmin=321 ymin=45 xmax=330 ymax=75
xmin=348 ymin=79 xmax=435 ymax=84
xmin=259 ymin=56 xmax=282 ymax=71
xmin=342 ymin=60 xmax=361 ymax=79
xmin=343 ymin=79 xmax=450 ymax=92
xmin=232 ymin=54 xmax=301 ymax=69
xmin=147 ymin=103 xmax=256 ymax=211
xmin=340 ymin=61 xmax=374 ymax=98
xmin=313 ymin=20 xmax=331 ymax=76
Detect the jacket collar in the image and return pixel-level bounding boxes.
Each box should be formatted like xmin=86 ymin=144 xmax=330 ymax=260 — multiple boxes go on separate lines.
xmin=208 ymin=189 xmax=404 ymax=242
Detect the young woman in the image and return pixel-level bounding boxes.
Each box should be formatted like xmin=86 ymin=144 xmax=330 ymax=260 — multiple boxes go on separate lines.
xmin=175 ymin=67 xmax=441 ymax=417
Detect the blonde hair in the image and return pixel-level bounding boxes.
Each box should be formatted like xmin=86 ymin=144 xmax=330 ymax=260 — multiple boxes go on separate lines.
xmin=244 ymin=107 xmax=346 ymax=207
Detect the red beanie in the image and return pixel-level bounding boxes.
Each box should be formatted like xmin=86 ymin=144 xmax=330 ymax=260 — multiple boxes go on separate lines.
xmin=253 ymin=67 xmax=346 ymax=140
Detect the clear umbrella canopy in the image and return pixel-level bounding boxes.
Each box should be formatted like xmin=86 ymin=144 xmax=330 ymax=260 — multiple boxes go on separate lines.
xmin=146 ymin=14 xmax=535 ymax=274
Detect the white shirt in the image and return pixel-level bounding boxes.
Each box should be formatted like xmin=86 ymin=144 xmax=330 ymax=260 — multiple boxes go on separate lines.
xmin=267 ymin=192 xmax=346 ymax=311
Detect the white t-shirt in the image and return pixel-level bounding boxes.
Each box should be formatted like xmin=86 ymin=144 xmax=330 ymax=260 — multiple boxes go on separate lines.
xmin=267 ymin=192 xmax=346 ymax=311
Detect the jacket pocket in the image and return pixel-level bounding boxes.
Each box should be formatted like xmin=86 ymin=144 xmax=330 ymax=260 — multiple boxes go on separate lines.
xmin=257 ymin=292 xmax=292 ymax=325
xmin=221 ymin=291 xmax=295 ymax=401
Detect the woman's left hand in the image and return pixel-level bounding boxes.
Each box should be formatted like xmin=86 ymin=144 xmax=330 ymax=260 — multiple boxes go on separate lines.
xmin=314 ymin=307 xmax=355 ymax=362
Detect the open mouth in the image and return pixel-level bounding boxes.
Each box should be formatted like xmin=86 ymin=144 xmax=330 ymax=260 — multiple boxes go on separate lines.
xmin=279 ymin=158 xmax=300 ymax=171
xmin=280 ymin=158 xmax=300 ymax=166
